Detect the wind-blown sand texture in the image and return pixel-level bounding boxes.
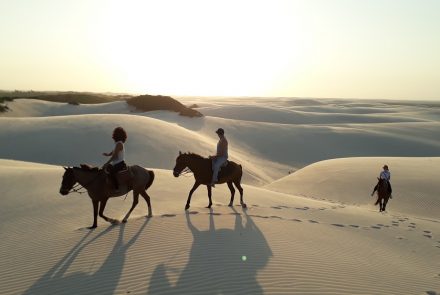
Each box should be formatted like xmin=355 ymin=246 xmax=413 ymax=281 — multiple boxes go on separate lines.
xmin=0 ymin=97 xmax=439 ymax=294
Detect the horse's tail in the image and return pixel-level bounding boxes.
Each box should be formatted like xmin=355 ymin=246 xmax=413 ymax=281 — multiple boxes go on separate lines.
xmin=238 ymin=164 xmax=243 ymax=181
xmin=145 ymin=170 xmax=155 ymax=189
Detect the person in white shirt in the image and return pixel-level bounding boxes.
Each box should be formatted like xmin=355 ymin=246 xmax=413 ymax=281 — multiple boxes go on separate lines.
xmin=103 ymin=127 xmax=127 ymax=191
xmin=371 ymin=164 xmax=392 ymax=197
xmin=210 ymin=128 xmax=228 ymax=187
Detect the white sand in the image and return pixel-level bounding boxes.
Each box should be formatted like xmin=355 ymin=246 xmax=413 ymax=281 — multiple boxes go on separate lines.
xmin=0 ymin=98 xmax=439 ymax=294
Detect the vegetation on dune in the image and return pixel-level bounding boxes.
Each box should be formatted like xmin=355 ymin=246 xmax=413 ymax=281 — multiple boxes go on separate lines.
xmin=0 ymin=97 xmax=13 ymax=112
xmin=127 ymin=95 xmax=203 ymax=117
xmin=0 ymin=90 xmax=204 ymax=117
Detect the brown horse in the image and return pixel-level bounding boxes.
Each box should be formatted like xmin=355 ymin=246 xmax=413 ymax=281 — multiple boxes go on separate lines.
xmin=173 ymin=152 xmax=245 ymax=210
xmin=59 ymin=165 xmax=154 ymax=229
xmin=374 ymin=177 xmax=391 ymax=212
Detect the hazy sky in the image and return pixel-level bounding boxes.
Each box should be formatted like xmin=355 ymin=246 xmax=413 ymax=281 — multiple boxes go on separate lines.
xmin=1 ymin=0 xmax=439 ymax=99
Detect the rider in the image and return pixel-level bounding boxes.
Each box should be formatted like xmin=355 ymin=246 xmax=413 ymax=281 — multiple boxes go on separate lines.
xmin=371 ymin=164 xmax=392 ymax=197
xmin=210 ymin=128 xmax=228 ymax=187
xmin=103 ymin=127 xmax=127 ymax=191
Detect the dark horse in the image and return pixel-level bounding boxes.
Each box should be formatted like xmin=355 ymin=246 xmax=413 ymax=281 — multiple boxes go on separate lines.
xmin=373 ymin=177 xmax=391 ymax=212
xmin=173 ymin=151 xmax=245 ymax=210
xmin=59 ymin=165 xmax=155 ymax=228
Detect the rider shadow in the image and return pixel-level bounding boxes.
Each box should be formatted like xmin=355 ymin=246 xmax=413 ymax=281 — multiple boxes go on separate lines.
xmin=23 ymin=219 xmax=150 ymax=295
xmin=147 ymin=208 xmax=272 ymax=294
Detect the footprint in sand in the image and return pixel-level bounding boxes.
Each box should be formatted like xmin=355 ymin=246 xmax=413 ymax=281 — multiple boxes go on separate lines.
xmin=188 ymin=211 xmax=199 ymax=215
xmin=424 ymin=230 xmax=432 ymax=234
xmin=271 ymin=206 xmax=283 ymax=210
xmin=278 ymin=205 xmax=290 ymax=209
xmin=295 ymin=207 xmax=309 ymax=210
xmin=270 ymin=216 xmax=282 ymax=219
xmin=209 ymin=212 xmax=222 ymax=216
xmin=349 ymin=225 xmax=360 ymax=228
xmin=308 ymin=220 xmax=319 ymax=224
xmin=252 ymin=204 xmax=260 ymax=207
xmin=371 ymin=226 xmax=381 ymax=229
xmin=426 ymin=291 xmax=438 ymax=295
xmin=161 ymin=214 xmax=176 ymax=218
xmin=331 ymin=224 xmax=345 ymax=227
xmin=410 ymin=222 xmax=416 ymax=225
xmin=396 ymin=236 xmax=406 ymax=240
xmin=408 ymin=225 xmax=416 ymax=229
xmin=319 ymin=207 xmax=327 ymax=210
xmin=392 ymin=223 xmax=399 ymax=227
xmin=291 ymin=219 xmax=302 ymax=222
xmin=424 ymin=234 xmax=432 ymax=239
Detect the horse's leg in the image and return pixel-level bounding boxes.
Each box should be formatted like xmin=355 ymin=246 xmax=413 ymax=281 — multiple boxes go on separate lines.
xmin=382 ymin=196 xmax=389 ymax=212
xmin=185 ymin=182 xmax=200 ymax=210
xmin=122 ymin=192 xmax=139 ymax=223
xmin=140 ymin=190 xmax=153 ymax=217
xmin=233 ymin=180 xmax=246 ymax=208
xmin=99 ymin=198 xmax=117 ymax=224
xmin=206 ymin=185 xmax=213 ymax=208
xmin=227 ymin=181 xmax=235 ymax=207
xmin=89 ymin=199 xmax=99 ymax=229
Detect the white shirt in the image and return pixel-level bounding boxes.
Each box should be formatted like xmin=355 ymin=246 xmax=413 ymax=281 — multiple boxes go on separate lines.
xmin=380 ymin=170 xmax=390 ymax=181
xmin=111 ymin=141 xmax=125 ymax=165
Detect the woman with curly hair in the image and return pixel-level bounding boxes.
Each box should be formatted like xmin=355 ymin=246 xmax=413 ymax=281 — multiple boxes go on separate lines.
xmin=103 ymin=127 xmax=128 ymax=191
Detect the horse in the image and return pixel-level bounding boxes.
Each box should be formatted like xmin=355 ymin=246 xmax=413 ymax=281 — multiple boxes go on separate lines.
xmin=173 ymin=151 xmax=245 ymax=210
xmin=373 ymin=177 xmax=391 ymax=212
xmin=59 ymin=164 xmax=155 ymax=229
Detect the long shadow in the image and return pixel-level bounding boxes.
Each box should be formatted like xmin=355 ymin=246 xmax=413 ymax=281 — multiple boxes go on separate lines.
xmin=24 ymin=219 xmax=150 ymax=295
xmin=147 ymin=208 xmax=272 ymax=294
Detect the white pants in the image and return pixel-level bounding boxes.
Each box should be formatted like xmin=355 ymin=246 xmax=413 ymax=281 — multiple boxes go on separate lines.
xmin=212 ymin=157 xmax=227 ymax=183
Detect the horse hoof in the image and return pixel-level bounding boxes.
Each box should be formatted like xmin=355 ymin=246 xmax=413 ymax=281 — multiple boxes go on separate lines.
xmin=122 ymin=219 xmax=128 ymax=223
xmin=185 ymin=204 xmax=190 ymax=210
xmin=88 ymin=225 xmax=97 ymax=230
xmin=241 ymin=203 xmax=247 ymax=208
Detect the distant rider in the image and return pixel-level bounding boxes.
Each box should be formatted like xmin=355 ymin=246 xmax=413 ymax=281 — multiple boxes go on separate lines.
xmin=371 ymin=164 xmax=392 ymax=197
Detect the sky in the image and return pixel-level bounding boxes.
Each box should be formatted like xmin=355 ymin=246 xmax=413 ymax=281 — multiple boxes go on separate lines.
xmin=0 ymin=0 xmax=439 ymax=100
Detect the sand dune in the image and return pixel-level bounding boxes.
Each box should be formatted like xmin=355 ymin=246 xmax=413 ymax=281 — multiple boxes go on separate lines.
xmin=0 ymin=160 xmax=439 ymax=295
xmin=0 ymin=97 xmax=439 ymax=294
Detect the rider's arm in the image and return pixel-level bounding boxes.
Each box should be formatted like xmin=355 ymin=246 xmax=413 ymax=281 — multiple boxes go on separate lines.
xmin=104 ymin=142 xmax=123 ymax=165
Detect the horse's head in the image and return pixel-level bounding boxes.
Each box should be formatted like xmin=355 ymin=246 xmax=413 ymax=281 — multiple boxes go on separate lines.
xmin=60 ymin=167 xmax=76 ymax=195
xmin=173 ymin=151 xmax=188 ymax=177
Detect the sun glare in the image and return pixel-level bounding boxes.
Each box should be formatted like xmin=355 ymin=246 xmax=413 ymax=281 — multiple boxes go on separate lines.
xmin=88 ymin=0 xmax=308 ymax=96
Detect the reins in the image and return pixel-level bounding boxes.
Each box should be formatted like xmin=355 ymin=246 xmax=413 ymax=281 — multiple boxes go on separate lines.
xmin=67 ymin=169 xmax=103 ymax=195
xmin=179 ymin=167 xmax=193 ymax=177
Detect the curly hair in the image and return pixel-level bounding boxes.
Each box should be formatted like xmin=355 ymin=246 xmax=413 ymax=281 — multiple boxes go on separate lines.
xmin=112 ymin=127 xmax=127 ymax=143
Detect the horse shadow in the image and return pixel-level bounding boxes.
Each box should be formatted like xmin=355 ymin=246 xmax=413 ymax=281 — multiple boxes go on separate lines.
xmin=147 ymin=208 xmax=272 ymax=294
xmin=23 ymin=219 xmax=150 ymax=295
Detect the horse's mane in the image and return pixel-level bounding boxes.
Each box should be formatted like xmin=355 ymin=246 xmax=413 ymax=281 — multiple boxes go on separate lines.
xmin=78 ymin=164 xmax=100 ymax=171
xmin=182 ymin=152 xmax=206 ymax=160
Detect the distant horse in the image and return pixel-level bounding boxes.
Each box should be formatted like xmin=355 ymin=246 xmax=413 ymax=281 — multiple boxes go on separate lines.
xmin=59 ymin=165 xmax=154 ymax=228
xmin=374 ymin=177 xmax=391 ymax=212
xmin=173 ymin=152 xmax=245 ymax=210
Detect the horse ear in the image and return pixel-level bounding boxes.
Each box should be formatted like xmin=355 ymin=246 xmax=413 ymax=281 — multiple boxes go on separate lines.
xmin=63 ymin=166 xmax=68 ymax=170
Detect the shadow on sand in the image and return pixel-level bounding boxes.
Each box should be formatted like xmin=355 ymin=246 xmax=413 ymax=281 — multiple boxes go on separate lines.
xmin=23 ymin=219 xmax=150 ymax=295
xmin=147 ymin=207 xmax=272 ymax=294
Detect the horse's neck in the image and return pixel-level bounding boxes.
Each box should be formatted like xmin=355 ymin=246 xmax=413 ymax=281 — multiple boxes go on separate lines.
xmin=187 ymin=158 xmax=210 ymax=174
xmin=74 ymin=169 xmax=101 ymax=188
